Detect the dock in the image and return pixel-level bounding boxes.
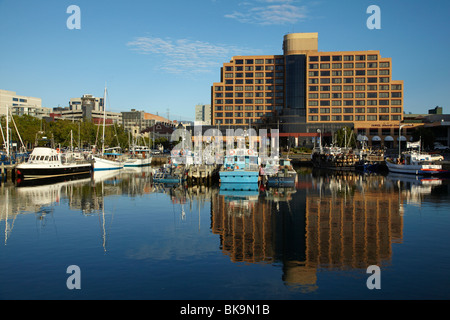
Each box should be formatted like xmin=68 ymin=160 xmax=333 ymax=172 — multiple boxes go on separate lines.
xmin=0 ymin=163 xmax=17 ymax=185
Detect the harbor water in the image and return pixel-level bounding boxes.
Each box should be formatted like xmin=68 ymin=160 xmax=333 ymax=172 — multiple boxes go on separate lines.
xmin=1 ymin=166 xmax=450 ymax=300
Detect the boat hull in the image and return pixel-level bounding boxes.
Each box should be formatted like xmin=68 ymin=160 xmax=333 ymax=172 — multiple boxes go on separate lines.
xmin=219 ymin=171 xmax=259 ymax=184
xmin=267 ymin=175 xmax=296 ymax=187
xmin=16 ymin=164 xmax=92 ymax=181
xmin=124 ymin=158 xmax=152 ymax=167
xmin=93 ymin=157 xmax=124 ymax=171
xmin=386 ymin=161 xmax=445 ymax=175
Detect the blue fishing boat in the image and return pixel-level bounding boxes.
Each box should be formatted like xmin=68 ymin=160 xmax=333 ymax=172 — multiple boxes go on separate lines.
xmin=219 ymin=148 xmax=260 ymax=184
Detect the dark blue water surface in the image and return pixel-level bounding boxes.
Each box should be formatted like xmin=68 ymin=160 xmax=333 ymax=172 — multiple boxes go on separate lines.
xmin=1 ymin=167 xmax=449 ymax=300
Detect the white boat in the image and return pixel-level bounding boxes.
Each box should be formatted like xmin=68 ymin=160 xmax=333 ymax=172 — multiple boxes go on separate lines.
xmin=124 ymin=146 xmax=152 ymax=167
xmin=385 ymin=151 xmax=447 ymax=175
xmin=16 ymin=147 xmax=93 ymax=184
xmin=93 ymin=85 xmax=124 ymax=172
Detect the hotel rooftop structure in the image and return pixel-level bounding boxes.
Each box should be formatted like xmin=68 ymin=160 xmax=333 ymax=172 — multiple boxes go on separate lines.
xmin=211 ymin=33 xmax=407 ymax=147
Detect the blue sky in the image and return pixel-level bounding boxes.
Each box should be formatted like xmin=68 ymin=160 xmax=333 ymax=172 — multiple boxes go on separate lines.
xmin=0 ymin=0 xmax=449 ymax=121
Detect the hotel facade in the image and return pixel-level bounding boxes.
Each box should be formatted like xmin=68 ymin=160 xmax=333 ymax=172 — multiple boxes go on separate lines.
xmin=211 ymin=33 xmax=406 ymax=147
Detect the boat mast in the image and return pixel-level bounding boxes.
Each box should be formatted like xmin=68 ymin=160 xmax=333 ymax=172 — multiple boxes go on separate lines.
xmin=102 ymin=85 xmax=107 ymax=155
xmin=6 ymin=104 xmax=9 ymax=159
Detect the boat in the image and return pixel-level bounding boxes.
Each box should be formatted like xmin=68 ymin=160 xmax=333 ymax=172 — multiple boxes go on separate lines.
xmin=310 ymin=146 xmax=358 ymax=171
xmin=385 ymin=139 xmax=448 ymax=176
xmin=16 ymin=147 xmax=93 ymax=185
xmin=92 ymin=86 xmax=124 ymax=171
xmin=124 ymin=146 xmax=152 ymax=167
xmin=219 ymin=148 xmax=260 ymax=184
xmin=385 ymin=151 xmax=448 ymax=175
xmin=152 ymin=164 xmax=186 ymax=184
xmin=261 ymin=157 xmax=297 ymax=187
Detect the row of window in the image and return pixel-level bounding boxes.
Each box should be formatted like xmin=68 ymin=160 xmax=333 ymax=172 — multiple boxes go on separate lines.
xmin=309 ymin=70 xmax=389 ymax=78
xmin=309 ymin=79 xmax=391 ymax=91
xmin=215 ymin=105 xmax=272 ymax=111
xmin=234 ymin=58 xmax=284 ymax=65
xmin=225 ymin=65 xmax=284 ymax=71
xmin=215 ymin=112 xmax=272 ymax=118
xmin=309 ymin=100 xmax=402 ymax=106
xmin=215 ymin=119 xmax=264 ymax=124
xmin=12 ymin=97 xmax=28 ymax=103
xmin=214 ymin=99 xmax=284 ymax=104
xmin=309 ymin=54 xmax=379 ymax=62
xmin=216 ymin=92 xmax=284 ymax=98
xmin=224 ymin=72 xmax=284 ymax=78
xmin=308 ymin=115 xmax=402 ymax=122
xmin=215 ymin=79 xmax=284 ymax=89
xmin=309 ymin=62 xmax=390 ymax=69
xmin=309 ymin=92 xmax=402 ymax=98
xmin=309 ymin=107 xmax=402 ymax=114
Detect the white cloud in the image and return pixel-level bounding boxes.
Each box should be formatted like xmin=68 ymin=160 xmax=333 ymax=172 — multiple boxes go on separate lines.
xmin=225 ymin=0 xmax=308 ymax=25
xmin=127 ymin=37 xmax=256 ymax=74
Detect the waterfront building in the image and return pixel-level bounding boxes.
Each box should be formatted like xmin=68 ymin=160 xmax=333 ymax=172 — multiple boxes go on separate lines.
xmin=211 ymin=33 xmax=406 ymax=147
xmin=0 ymin=89 xmax=42 ymax=117
xmin=122 ymin=109 xmax=172 ymax=135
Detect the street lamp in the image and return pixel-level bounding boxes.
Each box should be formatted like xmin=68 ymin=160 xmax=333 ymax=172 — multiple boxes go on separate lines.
xmin=317 ymin=128 xmax=322 ymax=152
xmin=398 ymin=124 xmax=406 ymax=161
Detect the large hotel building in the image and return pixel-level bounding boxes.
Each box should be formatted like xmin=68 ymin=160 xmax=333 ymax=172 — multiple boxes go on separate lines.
xmin=211 ymin=33 xmax=405 ymax=147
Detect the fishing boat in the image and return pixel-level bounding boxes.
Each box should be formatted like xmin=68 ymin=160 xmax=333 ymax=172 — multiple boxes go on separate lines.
xmin=385 ymin=139 xmax=448 ymax=176
xmin=16 ymin=147 xmax=93 ymax=185
xmin=264 ymin=157 xmax=297 ymax=187
xmin=310 ymin=146 xmax=358 ymax=171
xmin=385 ymin=151 xmax=447 ymax=176
xmin=124 ymin=146 xmax=152 ymax=167
xmin=152 ymin=164 xmax=186 ymax=184
xmin=219 ymin=148 xmax=260 ymax=184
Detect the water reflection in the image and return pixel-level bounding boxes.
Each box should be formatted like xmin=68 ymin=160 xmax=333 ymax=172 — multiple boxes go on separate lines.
xmin=1 ymin=166 xmax=448 ymax=294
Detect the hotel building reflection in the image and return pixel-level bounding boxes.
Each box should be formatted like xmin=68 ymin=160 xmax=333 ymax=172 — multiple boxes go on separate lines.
xmin=211 ymin=174 xmax=404 ymax=290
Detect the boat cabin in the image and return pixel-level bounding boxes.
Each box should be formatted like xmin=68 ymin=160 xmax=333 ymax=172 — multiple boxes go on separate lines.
xmin=27 ymin=147 xmax=61 ymax=164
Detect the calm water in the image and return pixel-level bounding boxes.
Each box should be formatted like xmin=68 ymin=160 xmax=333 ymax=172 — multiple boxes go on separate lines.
xmin=1 ymin=166 xmax=449 ymax=300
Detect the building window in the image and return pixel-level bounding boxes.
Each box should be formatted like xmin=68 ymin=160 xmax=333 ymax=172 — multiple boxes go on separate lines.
xmin=343 ymin=115 xmax=353 ymax=121
xmin=332 ymin=63 xmax=342 ymax=69
xmin=320 ymin=63 xmax=330 ymax=69
xmin=391 ymin=92 xmax=402 ymax=98
xmin=380 ymin=62 xmax=390 ymax=68
xmin=355 ymin=108 xmax=365 ymax=113
xmin=391 ymin=115 xmax=402 ymax=121
xmin=320 ymin=108 xmax=330 ymax=113
xmin=332 ymin=56 xmax=342 ymax=61
xmin=309 ymin=115 xmax=318 ymax=121
xmin=355 ymin=115 xmax=365 ymax=121
xmin=332 ymin=115 xmax=342 ymax=121
xmin=332 ymin=101 xmax=342 ymax=107
xmin=379 ymin=107 xmax=389 ymax=113
xmin=344 ymin=108 xmax=353 ymax=113
xmin=235 ymin=59 xmax=243 ymax=65
xmin=309 ymin=108 xmax=318 ymax=113
xmin=367 ymin=115 xmax=377 ymax=121
xmin=391 ymin=100 xmax=402 ymax=105
xmin=320 ymin=115 xmax=330 ymax=121
xmin=320 ymin=100 xmax=330 ymax=106
xmin=367 ymin=55 xmax=378 ymax=60
xmin=344 ymin=63 xmax=354 ymax=68
xmin=379 ymin=115 xmax=389 ymax=121
xmin=332 ymin=108 xmax=342 ymax=113
xmin=392 ymin=84 xmax=402 ymax=90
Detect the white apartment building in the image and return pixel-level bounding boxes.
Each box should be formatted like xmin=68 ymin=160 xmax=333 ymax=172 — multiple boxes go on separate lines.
xmin=0 ymin=89 xmax=43 ymax=117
